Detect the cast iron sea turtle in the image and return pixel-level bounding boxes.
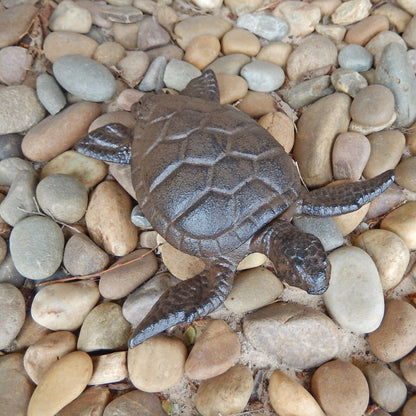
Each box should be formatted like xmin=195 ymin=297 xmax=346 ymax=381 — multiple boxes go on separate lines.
xmin=76 ymin=71 xmax=395 ymax=349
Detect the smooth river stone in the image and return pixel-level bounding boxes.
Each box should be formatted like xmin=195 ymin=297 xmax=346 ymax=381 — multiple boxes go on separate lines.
xmin=128 ymin=335 xmax=187 ymax=392
xmin=23 ymin=331 xmax=77 ymax=385
xmin=243 ymin=302 xmax=340 ymax=369
xmin=269 ymin=370 xmax=325 ymax=416
xmin=27 ymin=351 xmax=93 ymax=416
xmin=331 ymin=0 xmax=372 ymax=25
xmin=85 ymin=181 xmax=137 ymax=256
xmin=395 ymin=156 xmax=416 ymax=191
xmin=403 ymin=396 xmax=416 ymax=416
xmin=163 ymin=59 xmax=201 ymax=91
xmin=345 ymin=15 xmax=389 ymax=45
xmin=9 ymin=216 xmax=64 ymax=280
xmin=293 ymin=93 xmax=351 ymax=187
xmin=324 ymin=246 xmax=384 ymax=333
xmin=184 ymin=35 xmax=220 ymax=70
xmin=216 ymin=74 xmax=248 ymax=105
xmin=257 ymin=42 xmax=292 ymax=67
xmin=36 ymin=73 xmax=67 ymax=115
xmin=365 ymin=30 xmax=407 ymax=67
xmin=207 ymin=53 xmax=251 ymax=75
xmin=22 ymin=101 xmax=102 ymax=162
xmin=368 ymin=299 xmax=416 ymax=362
xmin=222 ymin=28 xmax=260 ymax=57
xmin=354 ymin=229 xmax=409 ymax=291
xmin=88 ymin=351 xmax=127 ymax=385
xmin=400 ymin=349 xmax=416 ymax=385
xmin=31 ymin=281 xmax=100 ymax=331
xmin=258 ymin=111 xmax=294 ymax=153
xmin=240 ymin=60 xmax=285 ymax=92
xmin=236 ymin=13 xmax=289 ymax=41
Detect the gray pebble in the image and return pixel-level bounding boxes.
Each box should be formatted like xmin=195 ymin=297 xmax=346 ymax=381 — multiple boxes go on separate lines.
xmin=139 ymin=55 xmax=167 ymax=92
xmin=207 ymin=53 xmax=251 ymax=75
xmin=0 ymin=135 xmax=23 ymax=160
xmin=0 ymin=157 xmax=35 ymax=186
xmin=331 ymin=68 xmax=368 ymax=97
xmin=241 ymin=61 xmax=285 ymax=92
xmin=338 ymin=44 xmax=373 ymax=72
xmin=163 ymin=59 xmax=201 ymax=91
xmin=36 ymin=73 xmax=67 ymax=115
xmin=375 ymin=42 xmax=416 ymax=127
xmin=0 ymin=253 xmax=25 ymax=287
xmin=9 ymin=215 xmax=65 ymax=280
xmin=131 ymin=205 xmax=152 ymax=229
xmin=236 ymin=13 xmax=289 ymax=41
xmin=53 ymin=54 xmax=117 ymax=102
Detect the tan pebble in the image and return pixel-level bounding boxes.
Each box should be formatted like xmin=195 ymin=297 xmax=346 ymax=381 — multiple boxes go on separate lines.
xmin=22 ymin=102 xmax=102 ymax=162
xmin=140 ymin=230 xmax=159 ymax=248
xmin=8 ymin=315 xmax=51 ymax=352
xmin=27 ymin=351 xmax=93 ymax=416
xmin=315 ymin=23 xmax=346 ymax=44
xmin=117 ymin=51 xmax=149 ymax=87
xmin=116 ymin=88 xmax=144 ymax=111
xmin=311 ymin=359 xmax=369 ymax=416
xmin=224 ymin=0 xmax=263 ymax=16
xmin=23 ymin=331 xmax=77 ymax=385
xmin=331 ymin=0 xmax=372 ymax=26
xmin=43 ymin=31 xmax=98 ymax=63
xmin=258 ymin=111 xmax=294 ymax=153
xmin=155 ymin=5 xmax=179 ymax=31
xmin=86 ymin=180 xmax=138 ymax=256
xmin=108 ymin=163 xmax=135 ymax=198
xmin=256 ymin=42 xmax=292 ymax=67
xmin=311 ymin=0 xmax=341 ymax=16
xmin=184 ymin=35 xmax=221 ymax=70
xmin=406 ymin=121 xmax=416 ymax=154
xmin=368 ymin=299 xmax=416 ymax=362
xmin=128 ymin=334 xmax=187 ymax=392
xmin=395 ymin=156 xmax=416 ymax=191
xmin=89 ymin=111 xmax=135 ymax=131
xmin=354 ymin=229 xmax=409 ymax=291
xmin=195 ymin=364 xmax=253 ymax=416
xmin=345 ymin=15 xmax=389 ymax=45
xmin=236 ymin=91 xmax=276 ymax=118
xmin=402 ymin=396 xmax=416 ymax=416
xmin=221 ymin=28 xmax=260 ymax=57
xmin=397 ymin=0 xmax=416 ymax=16
xmin=93 ymin=41 xmax=126 ymax=67
xmin=400 ymin=349 xmax=416 ymax=385
xmin=237 ymin=252 xmax=268 ymax=270
xmin=269 ymin=370 xmax=325 ymax=416
xmin=363 ymin=130 xmax=405 ymax=178
xmin=112 ymin=22 xmax=139 ymax=50
xmin=216 ymin=73 xmax=248 ymax=104
xmin=373 ymin=4 xmax=412 ymax=33
xmin=88 ymin=351 xmax=127 ymax=385
xmin=367 ymin=183 xmax=406 ymax=220
xmin=185 ymin=320 xmax=240 ymax=380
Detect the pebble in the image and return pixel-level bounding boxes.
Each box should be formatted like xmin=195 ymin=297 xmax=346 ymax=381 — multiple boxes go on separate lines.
xmin=324 ymin=246 xmax=384 ymax=333
xmin=0 ymin=283 xmax=25 ymax=349
xmin=375 ymin=42 xmax=416 ymax=127
xmin=286 ymin=34 xmax=338 ymax=83
xmin=116 ymin=88 xmax=144 ymax=111
xmin=173 ymin=15 xmax=232 ymax=50
xmin=354 ymin=229 xmax=409 ymax=291
xmin=236 ymin=91 xmax=277 ymax=118
xmin=398 ymin=0 xmax=416 ymax=15
xmin=311 ymin=359 xmax=369 ymax=416
xmin=273 ymin=1 xmax=321 ymax=37
xmin=137 ymin=16 xmax=170 ymax=51
xmin=147 ymin=44 xmax=184 ymax=62
xmin=243 ymin=302 xmax=340 ymax=369
xmin=236 ymin=13 xmax=289 ymax=41
xmin=77 ymin=302 xmax=131 ymax=352
xmin=36 ymin=74 xmax=67 ymax=115
xmin=112 ymin=22 xmax=139 ymax=49
xmin=99 ymin=248 xmax=158 ymax=299
xmin=0 ymin=353 xmax=34 ymax=416
xmin=224 ymin=0 xmax=263 ymax=16
xmin=338 ymin=44 xmax=373 ymax=72
xmin=332 ymin=132 xmax=370 ymax=180
xmin=9 ymin=216 xmax=64 ymax=280
xmin=381 ymin=201 xmax=416 ymax=249
xmin=363 ymin=130 xmax=405 ymax=178
xmin=292 ymin=216 xmax=343 ymax=251
xmin=128 ymin=334 xmax=187 ymax=392
xmin=23 ymin=331 xmax=77 ymax=384
xmin=237 ymin=252 xmax=268 ymax=270
xmin=27 ymin=351 xmax=93 ymax=416
xmin=256 ymin=42 xmax=292 ymax=67
xmin=49 ymin=0 xmax=92 ymax=33
xmin=331 ymin=0 xmax=372 ymax=26
xmin=268 ymin=370 xmax=325 ymax=416
xmin=57 ymin=386 xmax=111 ymax=416
xmin=0 ymin=4 xmax=38 ymax=48
xmin=345 ymin=15 xmax=389 ymax=45
xmin=331 ymin=68 xmax=368 ymax=98
xmin=139 ymin=230 xmax=158 ymax=248
xmin=222 ymin=28 xmax=260 ymax=57
xmin=240 ymin=61 xmax=285 ymax=92
xmin=363 ymin=363 xmax=407 ymax=412
xmin=258 ymin=111 xmax=294 ymax=153
xmin=130 ymin=205 xmax=152 ymax=229
xmin=216 ymin=74 xmax=248 ymax=105
xmin=400 ymin=349 xmax=416 ymax=385
xmin=40 ymin=150 xmax=108 ymax=190
xmin=224 ymin=267 xmax=283 ymax=313
xmin=89 ymin=351 xmax=127 ymax=385
xmin=0 ymin=86 xmax=45 ymax=135
xmin=117 ymin=51 xmax=149 ymax=87
xmin=22 ymin=101 xmax=102 ymax=162
xmin=194 ymin=364 xmax=253 ymax=416
xmin=101 ymin=5 xmax=143 ymax=24
xmin=293 ymin=93 xmax=351 ymax=187
xmin=0 ymin=46 xmax=30 ymax=85
xmin=403 ymin=396 xmax=416 ymax=416
xmin=192 ymin=0 xmax=223 ymax=10
xmin=314 ymin=23 xmax=346 ymax=44
xmin=373 ymin=4 xmax=412 ymax=33
xmin=367 ymin=183 xmax=405 ymax=218
xmin=31 ymin=281 xmax=100 ymax=330
xmin=368 ymin=299 xmax=416 ymax=362
xmin=139 ymin=55 xmax=167 ymax=91
xmin=0 ymin=134 xmax=23 ymax=159
xmin=102 ymin=390 xmax=165 ymax=416
xmin=63 ymin=233 xmax=110 ymax=276
xmin=122 ymin=272 xmax=180 ymax=327
xmin=207 ymin=53 xmax=251 ymax=75
xmin=53 ymin=55 xmax=116 ymax=102
xmin=0 ymin=157 xmax=35 ymax=185
xmin=163 ymin=59 xmax=201 ymax=91
xmin=89 ymin=111 xmax=136 ymax=131
xmin=365 ymin=30 xmax=407 ymax=67
xmin=0 ymin=236 xmax=6 ymax=264
xmin=93 ymin=41 xmax=126 ymax=67
xmin=396 ymin=156 xmax=416 ymax=192
xmin=312 ymin=0 xmax=341 ymax=15
xmin=43 ymin=31 xmax=99 ymax=63
xmin=185 ymin=319 xmax=240 ymax=380
xmin=85 ymin=180 xmax=138 ymax=256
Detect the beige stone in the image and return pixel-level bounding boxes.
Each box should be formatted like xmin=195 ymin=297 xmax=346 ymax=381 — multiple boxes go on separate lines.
xmin=222 ymin=28 xmax=260 ymax=56
xmin=400 ymin=349 xmax=416 ymax=385
xmin=236 ymin=91 xmax=276 ymax=118
xmin=394 ymin=156 xmax=416 ymax=192
xmin=258 ymin=111 xmax=295 ymax=153
xmin=216 ymin=73 xmax=248 ymax=105
xmin=184 ymin=35 xmax=221 ymax=70
xmin=345 ymin=15 xmax=389 ymax=45
xmin=331 ymin=0 xmax=372 ymax=26
xmin=373 ymin=4 xmax=412 ymax=33
xmin=88 ymin=352 xmax=127 ymax=385
xmin=237 ymin=252 xmax=268 ymax=270
xmin=256 ymin=42 xmax=292 ymax=67
xmin=311 ymin=0 xmax=341 ymax=16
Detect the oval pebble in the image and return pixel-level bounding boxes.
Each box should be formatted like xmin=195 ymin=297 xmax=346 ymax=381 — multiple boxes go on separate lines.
xmin=36 ymin=74 xmax=67 ymax=116
xmin=338 ymin=44 xmax=373 ymax=72
xmin=163 ymin=58 xmax=202 ymax=91
xmin=395 ymin=156 xmax=416 ymax=191
xmin=207 ymin=53 xmax=251 ymax=75
xmin=88 ymin=351 xmax=127 ymax=385
xmin=93 ymin=41 xmax=126 ymax=68
xmin=216 ymin=73 xmax=248 ymax=105
xmin=117 ymin=51 xmax=149 ymax=87
xmin=344 ymin=14 xmax=389 ymax=45
xmin=53 ymin=55 xmax=116 ymax=102
xmin=222 ymin=28 xmax=260 ymax=57
xmin=49 ymin=0 xmax=92 ymax=33
xmin=331 ymin=0 xmax=372 ymax=25
xmin=184 ymin=35 xmax=221 ymax=70
xmin=241 ymin=60 xmax=284 ymax=92
xmin=236 ymin=13 xmax=289 ymax=41
xmin=31 ymin=281 xmax=100 ymax=331
xmin=400 ymin=349 xmax=416 ymax=386
xmin=0 ymin=46 xmax=30 ymax=85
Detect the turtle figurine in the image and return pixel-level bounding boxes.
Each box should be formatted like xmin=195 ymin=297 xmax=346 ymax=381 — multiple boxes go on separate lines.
xmin=76 ymin=70 xmax=395 ymax=349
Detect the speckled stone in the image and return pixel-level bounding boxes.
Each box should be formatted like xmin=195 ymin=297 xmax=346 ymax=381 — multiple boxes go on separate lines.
xmin=236 ymin=13 xmax=289 ymax=41
xmin=400 ymin=349 xmax=416 ymax=386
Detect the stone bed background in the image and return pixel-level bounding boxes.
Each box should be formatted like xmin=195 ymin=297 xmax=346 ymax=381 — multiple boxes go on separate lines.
xmin=1 ymin=0 xmax=416 ymax=415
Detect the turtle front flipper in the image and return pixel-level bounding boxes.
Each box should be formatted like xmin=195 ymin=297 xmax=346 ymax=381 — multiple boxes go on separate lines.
xmin=299 ymin=169 xmax=395 ymax=216
xmin=75 ymin=123 xmax=132 ymax=164
xmin=250 ymin=218 xmax=329 ymax=295
xmin=129 ymin=261 xmax=234 ymax=348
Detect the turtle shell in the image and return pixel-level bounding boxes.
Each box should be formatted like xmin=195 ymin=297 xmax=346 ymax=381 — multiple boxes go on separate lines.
xmin=131 ymin=93 xmax=303 ymax=258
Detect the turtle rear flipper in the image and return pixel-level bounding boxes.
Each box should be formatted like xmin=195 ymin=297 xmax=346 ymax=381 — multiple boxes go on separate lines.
xmin=75 ymin=123 xmax=133 ymax=164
